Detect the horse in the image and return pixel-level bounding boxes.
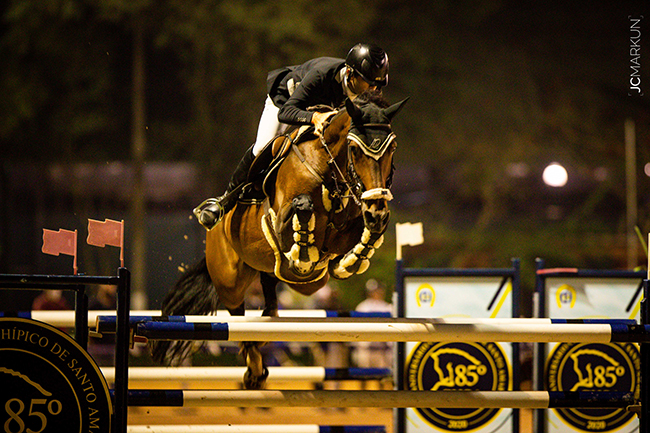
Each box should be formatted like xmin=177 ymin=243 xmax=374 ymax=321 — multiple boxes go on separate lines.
xmin=152 ymin=90 xmax=407 ymax=389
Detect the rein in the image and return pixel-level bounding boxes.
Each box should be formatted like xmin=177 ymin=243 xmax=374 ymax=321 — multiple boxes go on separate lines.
xmin=292 ymin=109 xmax=395 ymax=209
xmin=321 ymin=136 xmax=363 ymax=207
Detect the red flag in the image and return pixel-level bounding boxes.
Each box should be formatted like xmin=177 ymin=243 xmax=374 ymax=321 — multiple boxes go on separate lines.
xmin=42 ymin=228 xmax=78 ymax=274
xmin=42 ymin=228 xmax=77 ymax=257
xmin=87 ymin=219 xmax=123 ymax=248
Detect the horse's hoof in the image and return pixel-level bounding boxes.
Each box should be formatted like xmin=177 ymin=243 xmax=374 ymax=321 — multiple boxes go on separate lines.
xmin=243 ymin=366 xmax=269 ymax=390
xmin=262 ymin=306 xmax=278 ymax=317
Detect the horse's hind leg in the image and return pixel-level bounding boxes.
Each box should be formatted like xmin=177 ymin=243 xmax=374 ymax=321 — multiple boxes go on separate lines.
xmin=260 ymin=272 xmax=279 ymax=317
xmin=228 ymin=303 xmax=245 ymax=316
xmin=228 ymin=302 xmax=268 ymax=389
xmin=241 ymin=272 xmax=279 ymax=389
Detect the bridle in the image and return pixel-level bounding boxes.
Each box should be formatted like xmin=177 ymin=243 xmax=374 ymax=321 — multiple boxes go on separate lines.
xmin=318 ymin=117 xmax=396 ymax=207
xmin=346 ymin=123 xmax=396 ymax=200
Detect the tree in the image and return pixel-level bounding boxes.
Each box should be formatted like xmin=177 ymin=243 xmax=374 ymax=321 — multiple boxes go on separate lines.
xmin=0 ymin=0 xmax=379 ymax=302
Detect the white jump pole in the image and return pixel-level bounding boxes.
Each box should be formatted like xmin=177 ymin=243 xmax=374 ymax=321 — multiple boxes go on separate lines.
xmin=128 ymin=427 xmax=320 ymax=433
xmin=29 ymin=310 xmax=159 ymax=327
xmin=127 ymin=426 xmax=382 ymax=433
xmin=24 ymin=310 xmax=637 ymax=329
xmin=102 ymin=366 xmax=391 ymax=384
xmin=106 ymin=316 xmax=636 ymax=324
xmin=136 ymin=321 xmax=644 ymax=343
xmin=127 ymin=390 xmax=633 ymax=409
xmin=224 ymin=322 xmax=614 ymax=343
xmin=27 ymin=309 xmax=375 ymax=328
xmin=102 ymin=367 xmax=325 ymax=383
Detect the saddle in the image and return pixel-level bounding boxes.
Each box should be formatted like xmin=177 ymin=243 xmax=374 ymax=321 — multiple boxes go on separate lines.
xmin=240 ymin=125 xmax=317 ymax=203
xmin=241 ymin=104 xmax=335 ymax=203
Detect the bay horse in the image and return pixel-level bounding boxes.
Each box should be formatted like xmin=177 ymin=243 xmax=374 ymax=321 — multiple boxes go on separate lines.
xmin=152 ymin=91 xmax=407 ymax=389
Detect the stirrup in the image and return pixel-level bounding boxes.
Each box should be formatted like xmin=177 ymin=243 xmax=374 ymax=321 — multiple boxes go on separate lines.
xmin=192 ymin=198 xmax=224 ymax=231
xmin=192 ymin=198 xmax=217 ymax=220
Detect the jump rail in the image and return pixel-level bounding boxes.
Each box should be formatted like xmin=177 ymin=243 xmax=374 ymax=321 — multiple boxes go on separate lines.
xmin=113 ymin=389 xmax=635 ymax=409
xmin=94 ymin=315 xmax=637 ymax=334
xmin=134 ymin=320 xmax=650 ymax=343
xmin=126 ymin=426 xmax=386 ymax=433
xmin=95 ymin=312 xmax=391 ymax=334
xmin=101 ymin=366 xmax=392 ymax=383
xmin=0 ymin=309 xmax=390 ymax=329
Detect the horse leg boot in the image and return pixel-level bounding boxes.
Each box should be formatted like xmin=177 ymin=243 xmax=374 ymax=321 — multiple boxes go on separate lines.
xmin=194 ymin=146 xmax=256 ymax=231
xmin=288 ymin=194 xmax=319 ymax=276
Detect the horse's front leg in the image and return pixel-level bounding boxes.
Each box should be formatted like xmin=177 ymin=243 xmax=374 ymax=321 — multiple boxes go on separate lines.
xmin=329 ymin=227 xmax=385 ymax=279
xmin=241 ymin=341 xmax=268 ymax=390
xmin=280 ymin=194 xmax=320 ymax=276
xmin=241 ymin=272 xmax=279 ymax=390
xmin=328 ymin=194 xmax=390 ymax=279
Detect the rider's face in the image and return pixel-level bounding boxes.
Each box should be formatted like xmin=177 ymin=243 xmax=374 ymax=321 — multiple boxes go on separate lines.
xmin=349 ymin=72 xmax=377 ymax=95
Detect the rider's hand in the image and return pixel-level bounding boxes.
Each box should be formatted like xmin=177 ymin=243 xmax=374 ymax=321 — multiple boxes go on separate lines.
xmin=312 ymin=111 xmax=336 ymax=136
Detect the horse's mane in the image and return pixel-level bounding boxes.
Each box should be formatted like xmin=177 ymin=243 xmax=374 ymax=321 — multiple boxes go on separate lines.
xmin=314 ymin=90 xmax=388 ymax=114
xmin=320 ymin=90 xmax=389 ymax=138
xmin=353 ymin=89 xmax=390 ymax=109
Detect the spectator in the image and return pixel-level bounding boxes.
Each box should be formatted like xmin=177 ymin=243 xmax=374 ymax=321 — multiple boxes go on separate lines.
xmin=32 ymin=289 xmax=70 ymax=311
xmin=31 ymin=290 xmax=72 ymax=334
xmin=352 ymin=279 xmax=392 ymax=369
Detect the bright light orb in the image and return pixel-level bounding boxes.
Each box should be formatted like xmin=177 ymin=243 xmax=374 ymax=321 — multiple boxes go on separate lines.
xmin=543 ymin=163 xmax=568 ymax=187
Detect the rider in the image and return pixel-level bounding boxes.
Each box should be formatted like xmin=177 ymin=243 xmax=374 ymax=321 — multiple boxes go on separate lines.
xmin=195 ymin=43 xmax=390 ymax=230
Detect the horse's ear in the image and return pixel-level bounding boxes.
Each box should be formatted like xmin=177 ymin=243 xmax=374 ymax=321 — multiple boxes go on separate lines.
xmin=383 ymin=97 xmax=409 ymax=121
xmin=345 ymin=98 xmax=362 ymax=120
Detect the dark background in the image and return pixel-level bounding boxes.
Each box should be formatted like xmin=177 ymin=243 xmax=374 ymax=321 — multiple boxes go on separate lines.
xmin=1 ymin=0 xmax=648 ymax=313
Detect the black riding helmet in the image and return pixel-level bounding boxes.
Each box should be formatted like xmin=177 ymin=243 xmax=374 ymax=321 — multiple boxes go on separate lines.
xmin=346 ymin=43 xmax=389 ymax=87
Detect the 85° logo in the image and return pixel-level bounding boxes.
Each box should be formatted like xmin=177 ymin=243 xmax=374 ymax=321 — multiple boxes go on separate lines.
xmin=406 ymin=341 xmax=510 ymax=431
xmin=546 ymin=342 xmax=639 ymax=432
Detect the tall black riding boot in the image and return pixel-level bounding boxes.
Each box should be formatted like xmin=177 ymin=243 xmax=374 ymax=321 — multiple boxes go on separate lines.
xmin=194 ymin=147 xmax=256 ymax=230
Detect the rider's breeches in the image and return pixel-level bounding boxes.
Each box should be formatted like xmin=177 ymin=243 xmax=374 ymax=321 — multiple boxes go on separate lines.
xmin=253 ymin=95 xmax=288 ymax=156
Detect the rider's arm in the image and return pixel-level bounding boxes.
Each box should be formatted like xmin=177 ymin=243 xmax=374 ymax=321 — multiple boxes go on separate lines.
xmin=277 ymin=69 xmax=326 ymax=126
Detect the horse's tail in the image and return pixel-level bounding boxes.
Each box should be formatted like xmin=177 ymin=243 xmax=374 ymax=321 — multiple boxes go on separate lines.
xmin=150 ymin=257 xmax=218 ymax=365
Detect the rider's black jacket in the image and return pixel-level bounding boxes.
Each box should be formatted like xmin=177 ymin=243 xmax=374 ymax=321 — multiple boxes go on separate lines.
xmin=266 ymin=57 xmax=347 ymax=126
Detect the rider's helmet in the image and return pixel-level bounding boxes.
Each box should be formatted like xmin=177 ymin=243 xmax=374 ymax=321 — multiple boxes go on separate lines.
xmin=345 ymin=43 xmax=389 ymax=87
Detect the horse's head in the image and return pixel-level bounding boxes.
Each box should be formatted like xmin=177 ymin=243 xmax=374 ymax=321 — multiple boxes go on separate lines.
xmin=344 ymin=93 xmax=408 ymax=233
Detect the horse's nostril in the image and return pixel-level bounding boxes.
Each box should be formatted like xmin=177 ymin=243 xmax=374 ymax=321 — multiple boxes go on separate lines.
xmin=364 ymin=208 xmax=387 ymax=227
